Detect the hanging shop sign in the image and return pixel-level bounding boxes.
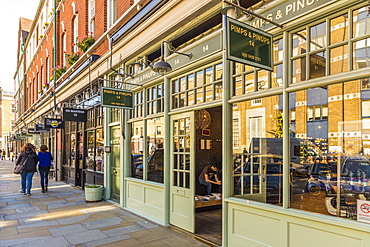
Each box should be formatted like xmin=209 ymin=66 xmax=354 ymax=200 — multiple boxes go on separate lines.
xmin=226 ymin=17 xmax=273 ymax=71
xmin=27 ymin=128 xmax=40 ymax=135
xmin=63 ymin=108 xmax=87 ymax=122
xmin=101 ymin=87 xmax=134 ymax=109
xmin=21 ymin=131 xmax=32 ymax=137
xmin=16 ymin=133 xmax=26 ymax=139
xmin=44 ymin=118 xmax=64 ymax=129
xmin=246 ymin=0 xmax=339 ymax=30
xmin=35 ymin=124 xmax=50 ymax=132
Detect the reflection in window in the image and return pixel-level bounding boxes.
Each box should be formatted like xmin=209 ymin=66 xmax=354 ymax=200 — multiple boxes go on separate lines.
xmin=353 ymin=7 xmax=370 ymax=38
xmin=289 ymin=83 xmax=370 ymax=222
xmin=171 ymin=62 xmax=222 ymax=109
xmin=330 ymin=45 xmax=348 ymax=74
xmin=131 ymin=121 xmax=144 ymax=179
xmin=147 ymin=117 xmax=164 ymax=183
xmin=232 ymin=95 xmax=283 ymax=205
xmin=310 ymin=22 xmax=326 ymax=51
xmin=309 ymin=52 xmax=326 ymax=79
xmin=330 ymin=15 xmax=348 ymax=45
xmin=353 ymin=38 xmax=370 ymax=69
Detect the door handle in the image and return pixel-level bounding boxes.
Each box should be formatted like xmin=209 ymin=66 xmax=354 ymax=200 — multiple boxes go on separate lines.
xmin=113 ymin=170 xmax=118 ymax=175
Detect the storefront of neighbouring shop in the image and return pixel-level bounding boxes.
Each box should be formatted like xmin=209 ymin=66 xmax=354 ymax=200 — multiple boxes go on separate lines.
xmin=101 ymin=0 xmax=370 ymax=246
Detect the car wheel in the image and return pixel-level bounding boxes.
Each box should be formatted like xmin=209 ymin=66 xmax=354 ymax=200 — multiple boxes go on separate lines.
xmin=325 ymin=196 xmax=346 ymax=216
xmin=307 ymin=184 xmax=321 ymax=195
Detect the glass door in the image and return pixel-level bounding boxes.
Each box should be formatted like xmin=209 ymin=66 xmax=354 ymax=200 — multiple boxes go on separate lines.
xmin=170 ymin=113 xmax=195 ymax=232
xmin=110 ymin=126 xmax=121 ymax=202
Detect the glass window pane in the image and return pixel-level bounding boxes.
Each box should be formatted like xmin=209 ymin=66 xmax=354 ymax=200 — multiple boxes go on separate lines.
xmin=205 ymin=67 xmax=213 ymax=84
xmin=172 ymin=79 xmax=179 ymax=93
xmin=196 ymin=88 xmax=204 ymax=104
xmin=257 ymin=70 xmax=268 ymax=91
xmin=215 ymin=63 xmax=222 ymax=80
xmin=180 ymin=77 xmax=186 ymax=92
xmin=309 ymin=51 xmax=326 ymax=79
xmin=310 ymin=22 xmax=326 ymax=51
xmin=292 ymin=58 xmax=306 ymax=83
xmin=188 ymin=74 xmax=194 ymax=89
xmin=353 ymin=38 xmax=370 ymax=70
xmin=234 ymin=76 xmax=243 ymax=96
xmin=353 ymin=7 xmax=370 ymax=38
xmin=96 ymin=128 xmax=104 ymax=172
xmin=272 ymin=64 xmax=283 ymax=87
xmin=330 ymin=15 xmax=349 ymax=45
xmin=196 ymin=71 xmax=203 ymax=86
xmin=131 ymin=121 xmax=144 ymax=180
xmin=188 ymin=90 xmax=195 ymax=106
xmin=147 ymin=117 xmax=164 ymax=183
xmin=292 ymin=30 xmax=307 ymax=56
xmin=86 ymin=131 xmax=95 ymax=170
xmin=330 ymin=45 xmax=348 ymax=75
xmin=234 ymin=62 xmax=244 ymax=74
xmin=232 ymin=95 xmax=283 ymax=205
xmin=245 ymin=73 xmax=254 ymax=94
xmin=273 ymin=39 xmax=283 ymax=62
xmin=179 ymin=93 xmax=186 ymax=107
xmin=288 ymin=83 xmax=370 ymax=223
xmin=205 ymin=85 xmax=213 ymax=102
xmin=215 ymin=82 xmax=222 ymax=100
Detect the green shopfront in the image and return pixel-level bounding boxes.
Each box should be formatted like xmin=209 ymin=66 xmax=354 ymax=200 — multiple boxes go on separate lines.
xmin=104 ymin=0 xmax=370 ymax=246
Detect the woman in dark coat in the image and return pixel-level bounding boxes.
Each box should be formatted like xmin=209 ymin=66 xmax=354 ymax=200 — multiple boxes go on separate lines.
xmin=16 ymin=143 xmax=39 ymax=196
xmin=37 ymin=145 xmax=53 ymax=193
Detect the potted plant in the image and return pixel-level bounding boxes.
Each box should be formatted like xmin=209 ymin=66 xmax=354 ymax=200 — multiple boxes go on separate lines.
xmin=76 ymin=34 xmax=95 ymax=52
xmin=85 ymin=185 xmax=104 ymax=202
xmin=53 ymin=65 xmax=66 ymax=78
xmin=65 ymin=51 xmax=80 ymax=66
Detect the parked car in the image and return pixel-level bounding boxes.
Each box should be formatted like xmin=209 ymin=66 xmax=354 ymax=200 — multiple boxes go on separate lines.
xmin=132 ymin=154 xmax=143 ymax=178
xmin=305 ymin=155 xmax=370 ymax=216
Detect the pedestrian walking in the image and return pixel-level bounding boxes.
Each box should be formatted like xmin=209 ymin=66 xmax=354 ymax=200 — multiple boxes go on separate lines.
xmin=37 ymin=144 xmax=53 ymax=193
xmin=10 ymin=150 xmax=14 ymax=161
xmin=2 ymin=149 xmax=6 ymax=160
xmin=16 ymin=143 xmax=39 ymax=196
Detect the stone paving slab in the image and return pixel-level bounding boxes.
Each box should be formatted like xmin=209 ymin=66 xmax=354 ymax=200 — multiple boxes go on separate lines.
xmin=12 ymin=236 xmax=72 ymax=247
xmin=64 ymin=229 xmax=108 ymax=245
xmin=48 ymin=223 xmax=88 ymax=237
xmin=0 ymin=236 xmax=52 ymax=247
xmin=81 ymin=216 xmax=123 ymax=229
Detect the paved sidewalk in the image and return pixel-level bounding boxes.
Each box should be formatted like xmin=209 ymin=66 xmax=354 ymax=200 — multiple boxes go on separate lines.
xmin=0 ymin=161 xmax=206 ymax=247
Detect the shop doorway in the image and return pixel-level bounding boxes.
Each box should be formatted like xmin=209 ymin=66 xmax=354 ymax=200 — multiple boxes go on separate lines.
xmin=194 ymin=106 xmax=222 ymax=245
xmin=110 ymin=126 xmax=121 ymax=202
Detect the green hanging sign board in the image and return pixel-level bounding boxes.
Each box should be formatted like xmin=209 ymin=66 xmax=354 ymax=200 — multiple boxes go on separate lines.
xmin=226 ymin=17 xmax=273 ymax=71
xmin=101 ymin=87 xmax=134 ymax=109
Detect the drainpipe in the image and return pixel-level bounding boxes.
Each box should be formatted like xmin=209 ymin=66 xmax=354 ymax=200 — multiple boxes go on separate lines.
xmin=21 ymin=43 xmax=26 ymax=120
xmin=53 ymin=0 xmax=58 ymax=181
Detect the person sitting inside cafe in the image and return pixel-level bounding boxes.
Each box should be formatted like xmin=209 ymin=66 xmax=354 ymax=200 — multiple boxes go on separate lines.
xmin=199 ymin=164 xmax=222 ymax=195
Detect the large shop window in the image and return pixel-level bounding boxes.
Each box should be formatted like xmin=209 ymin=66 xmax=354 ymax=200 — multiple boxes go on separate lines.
xmin=232 ymin=95 xmax=284 ymax=205
xmin=292 ymin=6 xmax=370 ymax=84
xmin=130 ymin=118 xmax=165 ymax=183
xmin=130 ymin=82 xmax=165 ymax=183
xmin=289 ymin=81 xmax=370 ymax=222
xmin=171 ymin=63 xmax=222 ymax=109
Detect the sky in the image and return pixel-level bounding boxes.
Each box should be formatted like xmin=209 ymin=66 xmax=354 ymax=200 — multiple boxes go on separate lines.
xmin=0 ymin=0 xmax=40 ymax=92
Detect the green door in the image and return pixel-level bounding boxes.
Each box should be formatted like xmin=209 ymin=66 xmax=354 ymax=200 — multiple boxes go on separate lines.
xmin=170 ymin=113 xmax=195 ymax=232
xmin=111 ymin=126 xmax=121 ymax=202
